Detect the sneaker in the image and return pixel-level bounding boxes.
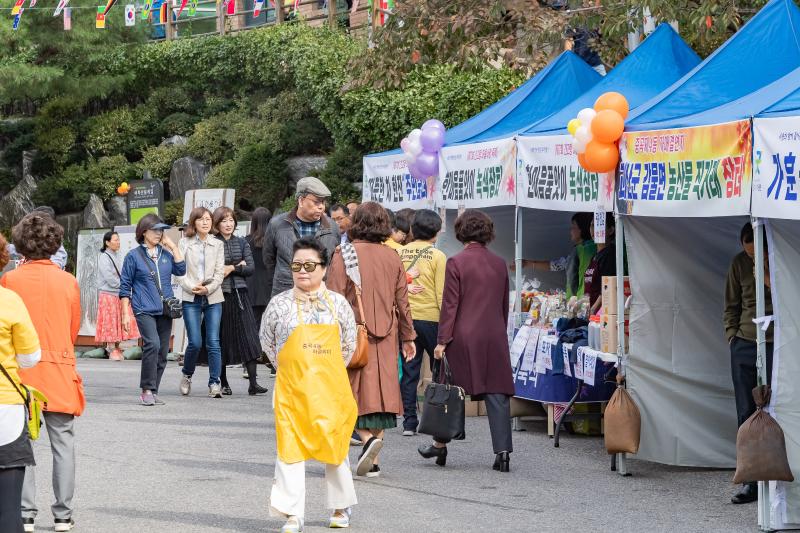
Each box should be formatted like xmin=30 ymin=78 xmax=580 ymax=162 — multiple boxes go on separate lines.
xmin=242 ymin=365 xmax=249 ymax=379
xmin=22 ymin=518 xmax=34 ymax=533
xmin=366 ymin=464 xmax=381 ymax=478
xmin=140 ymin=391 xmax=155 ymax=406
xmin=350 ymin=430 xmax=361 ymax=446
xmin=153 ymin=394 xmax=165 ymax=405
xmin=269 ymin=367 xmax=277 ymax=378
xmin=328 ymin=508 xmax=351 ymax=528
xmin=54 ymin=518 xmax=75 ymax=532
xmin=109 ymin=348 xmax=124 ymax=361
xmin=281 ymin=515 xmax=304 ymax=533
xmin=356 ymin=437 xmax=383 ymax=476
xmin=209 ymin=383 xmax=222 ymax=398
xmin=402 ymin=430 xmax=416 ymax=436
xmin=180 ymin=375 xmax=192 ymax=396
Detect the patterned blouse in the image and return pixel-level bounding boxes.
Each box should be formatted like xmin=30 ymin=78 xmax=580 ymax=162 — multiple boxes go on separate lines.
xmin=259 ymin=287 xmax=357 ymax=368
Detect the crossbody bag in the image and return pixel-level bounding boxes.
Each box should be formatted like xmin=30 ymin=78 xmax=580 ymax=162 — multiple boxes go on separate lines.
xmin=138 ymin=247 xmax=183 ymax=319
xmin=0 ymin=360 xmax=47 ymax=441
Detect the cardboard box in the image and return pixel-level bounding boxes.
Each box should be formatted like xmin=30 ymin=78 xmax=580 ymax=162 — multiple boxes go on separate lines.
xmin=601 ymin=314 xmax=629 ymax=354
xmin=601 ymin=276 xmax=631 ymax=314
xmin=465 ymin=398 xmax=481 ymax=417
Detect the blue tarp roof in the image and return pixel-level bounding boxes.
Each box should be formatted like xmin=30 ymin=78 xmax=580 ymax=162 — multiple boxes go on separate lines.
xmin=627 ymin=0 xmax=800 ymax=129
xmin=366 ymin=50 xmax=600 ymax=158
xmin=520 ymin=23 xmax=701 ymax=136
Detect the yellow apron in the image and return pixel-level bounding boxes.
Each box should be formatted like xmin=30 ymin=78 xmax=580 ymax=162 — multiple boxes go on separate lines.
xmin=274 ymin=294 xmax=358 ymax=465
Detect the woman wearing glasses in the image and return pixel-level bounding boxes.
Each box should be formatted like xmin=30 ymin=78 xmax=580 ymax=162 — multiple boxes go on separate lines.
xmin=260 ymin=238 xmax=358 ymax=533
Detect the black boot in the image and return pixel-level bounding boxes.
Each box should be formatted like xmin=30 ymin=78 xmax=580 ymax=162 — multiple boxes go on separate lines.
xmin=731 ymin=482 xmax=757 ymax=504
xmin=493 ymin=452 xmax=510 ymax=472
xmin=418 ymin=443 xmax=447 ymax=466
xmin=248 ymin=384 xmax=268 ymax=395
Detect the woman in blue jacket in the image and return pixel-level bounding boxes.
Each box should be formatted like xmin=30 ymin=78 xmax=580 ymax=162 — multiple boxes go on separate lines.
xmin=120 ymin=214 xmax=186 ymax=406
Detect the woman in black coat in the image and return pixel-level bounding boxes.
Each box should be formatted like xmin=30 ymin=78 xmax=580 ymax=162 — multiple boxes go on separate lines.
xmin=213 ymin=207 xmax=268 ymax=396
xmin=246 ymin=207 xmax=276 ymax=377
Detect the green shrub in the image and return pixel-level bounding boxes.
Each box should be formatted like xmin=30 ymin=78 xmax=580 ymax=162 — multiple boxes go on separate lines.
xmin=0 ymin=166 xmax=18 ymax=194
xmin=138 ymin=144 xmax=187 ymax=182
xmin=226 ymin=143 xmax=288 ymax=211
xmin=34 ymin=126 xmax=76 ymax=169
xmin=145 ymin=86 xmax=194 ymax=118
xmin=34 ymin=155 xmax=137 ymax=212
xmin=160 ymin=113 xmax=198 ymax=137
xmin=162 ymin=199 xmax=184 ymax=225
xmin=318 ymin=143 xmax=362 ymax=203
xmin=85 ymin=107 xmax=152 ymax=158
xmin=205 ymin=160 xmax=235 ymax=188
xmin=1 ymin=132 xmax=35 ymax=169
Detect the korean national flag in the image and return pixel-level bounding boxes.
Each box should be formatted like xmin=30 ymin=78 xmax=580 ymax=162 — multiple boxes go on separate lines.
xmin=125 ymin=4 xmax=136 ymax=25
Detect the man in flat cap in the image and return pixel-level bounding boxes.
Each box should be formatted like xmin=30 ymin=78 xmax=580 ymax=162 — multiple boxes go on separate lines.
xmin=262 ymin=176 xmax=341 ymax=300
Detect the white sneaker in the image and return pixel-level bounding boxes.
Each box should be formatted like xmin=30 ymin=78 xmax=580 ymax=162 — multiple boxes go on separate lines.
xmin=54 ymin=518 xmax=75 ymax=532
xmin=180 ymin=375 xmax=191 ymax=396
xmin=209 ymin=383 xmax=222 ymax=398
xmin=281 ymin=516 xmax=304 ymax=533
xmin=402 ymin=430 xmax=416 ymax=436
xmin=329 ymin=508 xmax=351 ymax=528
xmin=22 ymin=518 xmax=34 ymax=532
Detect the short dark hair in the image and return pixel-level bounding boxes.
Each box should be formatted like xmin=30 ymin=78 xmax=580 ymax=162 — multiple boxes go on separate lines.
xmin=348 ymin=201 xmax=391 ymax=243
xmin=101 ymin=231 xmax=118 ymax=252
xmin=0 ymin=233 xmax=9 ymax=271
xmin=292 ymin=237 xmax=330 ymax=267
xmin=455 ymin=209 xmax=494 ymax=244
xmin=135 ymin=213 xmax=163 ymax=244
xmin=386 ymin=209 xmax=396 ymax=228
xmin=184 ymin=207 xmax=213 ymax=238
xmin=249 ymin=207 xmax=272 ymax=248
xmin=330 ymin=204 xmax=350 ymax=216
xmin=411 ymin=209 xmax=442 ymax=241
xmin=572 ymin=212 xmax=593 ymax=242
xmin=394 ymin=208 xmax=414 ymax=235
xmin=212 ymin=207 xmax=237 ymax=234
xmin=12 ymin=213 xmax=64 ymax=259
xmin=741 ymin=222 xmax=754 ymax=244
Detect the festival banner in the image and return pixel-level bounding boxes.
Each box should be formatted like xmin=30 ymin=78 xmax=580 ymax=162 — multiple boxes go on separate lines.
xmin=618 ymin=120 xmax=752 ymax=217
xmin=516 ymin=134 xmax=613 ymax=212
xmin=362 ymin=153 xmax=435 ymax=210
xmin=438 ymin=137 xmax=516 ymax=209
xmin=752 ymin=117 xmax=800 ymax=220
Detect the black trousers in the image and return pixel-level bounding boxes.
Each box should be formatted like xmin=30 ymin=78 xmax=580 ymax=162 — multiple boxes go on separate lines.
xmin=400 ymin=320 xmax=438 ymax=431
xmin=435 ymin=393 xmax=513 ymax=454
xmin=0 ymin=467 xmax=25 ymax=533
xmin=136 ymin=314 xmax=173 ymax=393
xmin=730 ymin=337 xmax=774 ymax=428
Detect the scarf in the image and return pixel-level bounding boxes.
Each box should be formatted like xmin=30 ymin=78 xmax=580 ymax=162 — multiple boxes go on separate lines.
xmin=293 ymin=283 xmax=329 ymax=314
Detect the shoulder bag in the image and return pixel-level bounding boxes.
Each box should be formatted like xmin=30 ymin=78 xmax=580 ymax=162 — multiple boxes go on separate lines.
xmin=417 ymin=355 xmax=466 ymax=441
xmin=138 ymin=247 xmax=183 ymax=319
xmin=104 ymin=252 xmax=121 ymax=278
xmin=0 ymin=360 xmax=47 ymax=441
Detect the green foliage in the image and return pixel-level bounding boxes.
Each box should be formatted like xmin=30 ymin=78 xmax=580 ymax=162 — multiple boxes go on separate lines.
xmin=318 ymin=143 xmax=362 ymax=203
xmin=162 ymin=199 xmax=184 ymax=226
xmin=85 ymin=107 xmax=153 ymax=158
xmin=205 ymin=160 xmax=235 ymax=189
xmin=160 ymin=113 xmax=199 ymax=137
xmin=226 ymin=144 xmax=289 ymax=212
xmin=138 ymin=144 xmax=188 ymax=182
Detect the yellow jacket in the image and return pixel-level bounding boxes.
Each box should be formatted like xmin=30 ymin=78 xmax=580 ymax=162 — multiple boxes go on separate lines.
xmin=0 ymin=286 xmax=40 ymax=405
xmin=399 ymin=241 xmax=446 ymax=322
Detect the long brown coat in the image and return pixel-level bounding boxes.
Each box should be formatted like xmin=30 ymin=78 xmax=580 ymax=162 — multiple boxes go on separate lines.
xmin=328 ymin=241 xmax=416 ymax=416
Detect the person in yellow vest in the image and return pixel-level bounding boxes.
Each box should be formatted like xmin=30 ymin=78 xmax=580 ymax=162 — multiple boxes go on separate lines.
xmin=260 ymin=237 xmax=358 ymax=533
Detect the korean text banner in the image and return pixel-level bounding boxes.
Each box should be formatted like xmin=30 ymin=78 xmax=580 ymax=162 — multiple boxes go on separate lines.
xmin=516 ymin=134 xmax=614 ymax=212
xmin=753 ymin=117 xmax=800 ymax=220
xmin=362 ymin=153 xmax=435 ymax=210
xmin=618 ymin=120 xmax=752 ymax=217
xmin=439 ymin=137 xmax=516 ymax=209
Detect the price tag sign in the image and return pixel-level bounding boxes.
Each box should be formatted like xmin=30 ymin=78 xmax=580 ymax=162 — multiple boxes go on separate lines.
xmin=584 ymin=351 xmax=598 ymax=386
xmin=594 ymin=206 xmax=606 ymax=244
xmin=510 ymin=325 xmax=531 ymax=370
xmin=574 ymin=347 xmax=585 ymax=380
xmin=562 ymin=345 xmax=572 ymax=377
xmin=520 ymin=329 xmax=540 ymax=373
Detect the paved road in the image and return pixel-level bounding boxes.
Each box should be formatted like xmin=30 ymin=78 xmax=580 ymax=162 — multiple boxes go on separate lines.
xmin=23 ymin=359 xmax=755 ymax=532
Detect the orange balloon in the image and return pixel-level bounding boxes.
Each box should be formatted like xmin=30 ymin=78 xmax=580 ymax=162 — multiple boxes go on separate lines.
xmin=591 ymin=109 xmax=625 ymax=143
xmin=577 ymin=152 xmax=593 ymax=172
xmin=594 ymin=92 xmax=629 ymax=120
xmin=584 ymin=140 xmax=619 ymax=173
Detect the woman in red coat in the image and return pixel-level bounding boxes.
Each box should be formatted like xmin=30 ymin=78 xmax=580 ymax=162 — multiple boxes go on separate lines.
xmin=417 ymin=210 xmax=515 ymax=472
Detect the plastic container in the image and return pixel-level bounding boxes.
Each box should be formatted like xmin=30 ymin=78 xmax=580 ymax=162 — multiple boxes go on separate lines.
xmin=588 ymin=315 xmax=602 ymax=350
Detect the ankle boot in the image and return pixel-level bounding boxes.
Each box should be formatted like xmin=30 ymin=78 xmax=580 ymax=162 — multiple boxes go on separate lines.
xmin=418 ymin=443 xmax=447 ymax=466
xmin=248 ymin=383 xmax=268 ymax=395
xmin=493 ymin=452 xmax=510 ymax=472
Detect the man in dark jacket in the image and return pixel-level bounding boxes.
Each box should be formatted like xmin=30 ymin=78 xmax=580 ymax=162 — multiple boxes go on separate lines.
xmin=262 ymin=177 xmax=340 ymax=299
xmin=724 ymin=222 xmax=773 ymax=505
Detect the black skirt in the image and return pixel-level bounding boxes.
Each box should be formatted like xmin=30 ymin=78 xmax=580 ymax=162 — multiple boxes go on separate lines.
xmin=220 ymin=288 xmax=262 ymax=366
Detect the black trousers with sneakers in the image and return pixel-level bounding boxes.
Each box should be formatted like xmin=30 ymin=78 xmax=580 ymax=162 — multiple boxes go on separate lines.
xmin=434 ymin=393 xmax=513 ymax=454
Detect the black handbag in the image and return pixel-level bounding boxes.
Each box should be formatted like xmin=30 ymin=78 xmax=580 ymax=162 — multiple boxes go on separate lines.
xmin=417 ymin=356 xmax=466 ymax=441
xmin=138 ymin=247 xmax=183 ymax=319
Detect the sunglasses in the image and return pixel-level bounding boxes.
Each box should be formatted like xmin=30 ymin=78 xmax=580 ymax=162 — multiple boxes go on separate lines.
xmin=290 ymin=261 xmax=323 ymax=273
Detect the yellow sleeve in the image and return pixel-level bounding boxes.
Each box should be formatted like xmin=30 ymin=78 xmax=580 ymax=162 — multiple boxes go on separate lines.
xmin=10 ymin=295 xmax=39 ymax=355
xmin=434 ymin=251 xmax=447 ymax=312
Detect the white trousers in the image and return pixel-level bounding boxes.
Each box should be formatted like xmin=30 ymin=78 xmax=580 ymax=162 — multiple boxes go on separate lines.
xmin=269 ymin=456 xmax=357 ymax=520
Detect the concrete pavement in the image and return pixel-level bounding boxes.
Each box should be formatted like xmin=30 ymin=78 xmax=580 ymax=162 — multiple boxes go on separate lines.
xmin=22 ymin=359 xmax=756 ymax=532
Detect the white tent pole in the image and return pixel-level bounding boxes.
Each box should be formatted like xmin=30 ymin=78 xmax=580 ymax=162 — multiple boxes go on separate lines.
xmin=753 ymin=216 xmax=771 ymax=531
xmin=515 ymin=206 xmax=523 ymax=316
xmin=615 ymin=210 xmax=628 ymax=476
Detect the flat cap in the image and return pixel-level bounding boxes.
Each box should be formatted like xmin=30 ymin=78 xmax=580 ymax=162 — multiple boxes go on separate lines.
xmin=296 ymin=176 xmax=331 ymax=199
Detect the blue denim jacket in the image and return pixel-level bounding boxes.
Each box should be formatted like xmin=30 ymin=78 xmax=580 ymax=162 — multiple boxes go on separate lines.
xmin=119 ymin=245 xmax=186 ymax=316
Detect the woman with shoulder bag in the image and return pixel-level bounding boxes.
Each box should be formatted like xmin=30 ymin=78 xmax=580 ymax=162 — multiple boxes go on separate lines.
xmin=246 ymin=207 xmax=277 ymax=378
xmin=95 ymin=231 xmax=140 ymax=360
xmin=120 ymin=214 xmax=186 ymax=406
xmin=213 ymin=207 xmax=267 ymax=396
xmin=327 ymin=202 xmax=416 ymax=479
xmin=0 ymin=233 xmax=41 ymax=533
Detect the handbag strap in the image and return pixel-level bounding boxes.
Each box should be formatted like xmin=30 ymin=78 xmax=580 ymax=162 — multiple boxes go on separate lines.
xmin=407 ymin=246 xmax=433 ymax=271
xmin=340 ymin=244 xmax=395 ymax=338
xmin=104 ymin=252 xmax=121 ymax=277
xmin=435 ymin=355 xmax=454 ymax=385
xmin=137 ymin=246 xmax=166 ymax=302
xmin=0 ymin=359 xmax=29 ymax=404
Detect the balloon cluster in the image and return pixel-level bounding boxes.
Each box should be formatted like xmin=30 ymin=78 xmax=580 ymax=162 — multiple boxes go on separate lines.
xmin=117 ymin=182 xmax=130 ymax=195
xmin=567 ymin=92 xmax=629 ymax=173
xmin=400 ymin=119 xmax=446 ymax=180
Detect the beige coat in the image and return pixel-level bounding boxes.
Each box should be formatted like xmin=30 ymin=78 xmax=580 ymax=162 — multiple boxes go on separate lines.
xmin=328 ymin=241 xmax=416 ymax=416
xmin=178 ymin=236 xmax=225 ymax=304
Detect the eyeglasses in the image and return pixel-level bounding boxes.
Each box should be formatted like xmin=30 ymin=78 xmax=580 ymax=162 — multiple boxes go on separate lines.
xmin=290 ymin=261 xmax=323 ymax=273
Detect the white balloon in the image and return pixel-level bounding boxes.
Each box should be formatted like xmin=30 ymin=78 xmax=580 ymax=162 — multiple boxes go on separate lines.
xmin=408 ymin=128 xmax=422 ymax=142
xmin=408 ymin=139 xmax=423 ymax=156
xmin=573 ymin=138 xmax=587 ymax=154
xmin=404 ymin=152 xmax=416 ymax=164
xmin=577 ymin=108 xmax=596 ymax=127
xmin=575 ymin=126 xmax=593 ymax=144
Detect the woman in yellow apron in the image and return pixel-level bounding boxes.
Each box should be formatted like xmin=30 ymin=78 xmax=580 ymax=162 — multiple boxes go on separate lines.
xmin=260 ymin=237 xmax=358 ymax=532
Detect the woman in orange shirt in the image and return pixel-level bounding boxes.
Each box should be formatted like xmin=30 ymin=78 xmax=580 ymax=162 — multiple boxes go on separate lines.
xmin=1 ymin=213 xmax=84 ymax=533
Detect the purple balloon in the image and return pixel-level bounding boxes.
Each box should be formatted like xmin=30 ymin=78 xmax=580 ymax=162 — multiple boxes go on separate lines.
xmin=420 ymin=126 xmax=445 ymax=152
xmin=422 ymin=119 xmax=445 ymax=132
xmin=416 ymin=151 xmax=439 ymax=177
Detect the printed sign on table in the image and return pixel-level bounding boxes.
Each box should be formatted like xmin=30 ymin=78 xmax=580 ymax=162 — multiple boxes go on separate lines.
xmin=519 ymin=329 xmax=540 ymax=374
xmin=618 ymin=120 xmax=752 ymax=217
xmin=517 ymin=134 xmax=613 ymax=212
xmin=362 ymin=153 xmax=435 ymax=210
xmin=752 ymin=117 xmax=800 ymax=220
xmin=439 ymin=137 xmax=516 ymax=209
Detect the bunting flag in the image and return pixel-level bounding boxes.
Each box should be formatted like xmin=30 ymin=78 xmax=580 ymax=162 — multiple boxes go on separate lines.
xmin=96 ymin=6 xmax=106 ymax=28
xmin=102 ymin=0 xmax=117 ymax=16
xmin=176 ymin=0 xmax=187 ymax=17
xmin=29 ymin=0 xmax=36 ymax=8
xmin=226 ymin=0 xmax=234 ymax=15
xmin=12 ymin=0 xmax=24 ymax=16
xmin=188 ymin=0 xmax=197 ymax=16
xmin=63 ymin=6 xmax=71 ymax=29
xmin=141 ymin=0 xmax=151 ymax=19
xmin=125 ymin=4 xmax=135 ymax=25
xmin=158 ymin=1 xmax=168 ymax=24
xmin=53 ymin=0 xmax=69 ymax=16
xmin=253 ymin=0 xmax=263 ymax=16
xmin=12 ymin=8 xmax=23 ymax=30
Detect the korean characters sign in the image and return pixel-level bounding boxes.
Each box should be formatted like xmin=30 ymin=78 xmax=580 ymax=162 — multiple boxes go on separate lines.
xmin=127 ymin=179 xmax=165 ymax=225
xmin=438 ymin=137 xmax=517 ymax=209
xmin=362 ymin=152 xmax=435 ymax=210
xmin=753 ymin=117 xmax=800 ymax=220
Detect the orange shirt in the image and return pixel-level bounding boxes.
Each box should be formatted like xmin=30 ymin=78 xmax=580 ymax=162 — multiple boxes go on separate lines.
xmin=1 ymin=260 xmax=85 ymax=416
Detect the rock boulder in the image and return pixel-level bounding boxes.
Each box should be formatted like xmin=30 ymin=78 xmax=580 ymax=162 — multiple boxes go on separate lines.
xmin=169 ymin=156 xmax=210 ymax=201
xmin=83 ymin=194 xmax=111 ymax=229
